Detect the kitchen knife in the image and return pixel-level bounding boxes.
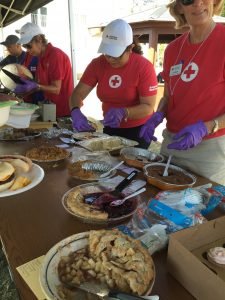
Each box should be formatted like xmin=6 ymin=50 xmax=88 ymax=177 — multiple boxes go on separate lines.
xmin=1 ymin=68 xmax=27 ymax=84
xmin=66 ymin=280 xmax=146 ymax=299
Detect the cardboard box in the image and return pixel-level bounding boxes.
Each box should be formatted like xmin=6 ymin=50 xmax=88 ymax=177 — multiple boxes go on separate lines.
xmin=167 ymin=216 xmax=225 ymax=300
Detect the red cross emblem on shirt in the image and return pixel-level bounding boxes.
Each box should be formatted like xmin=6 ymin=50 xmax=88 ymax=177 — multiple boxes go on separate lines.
xmin=184 ymin=65 xmax=196 ymax=78
xmin=109 ymin=75 xmax=122 ymax=88
xmin=181 ymin=62 xmax=199 ymax=82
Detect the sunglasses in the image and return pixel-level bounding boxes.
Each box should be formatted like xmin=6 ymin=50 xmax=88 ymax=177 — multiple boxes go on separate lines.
xmin=180 ymin=0 xmax=194 ymax=5
xmin=104 ymin=49 xmax=127 ymax=61
xmin=22 ymin=43 xmax=33 ymax=50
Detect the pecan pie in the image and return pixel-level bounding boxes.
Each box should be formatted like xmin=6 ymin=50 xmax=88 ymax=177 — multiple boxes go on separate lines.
xmin=26 ymin=146 xmax=69 ymax=161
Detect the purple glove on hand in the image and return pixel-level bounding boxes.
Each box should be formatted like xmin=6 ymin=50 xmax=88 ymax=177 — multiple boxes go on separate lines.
xmin=14 ymin=79 xmax=38 ymax=94
xmin=103 ymin=108 xmax=126 ymax=128
xmin=139 ymin=112 xmax=165 ymax=143
xmin=167 ymin=121 xmax=208 ymax=150
xmin=71 ymin=108 xmax=95 ymax=132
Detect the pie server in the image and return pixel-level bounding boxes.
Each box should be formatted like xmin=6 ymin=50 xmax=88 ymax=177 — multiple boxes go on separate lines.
xmin=85 ymin=170 xmax=138 ymax=204
xmin=66 ymin=280 xmax=146 ymax=299
xmin=1 ymin=68 xmax=26 ymax=85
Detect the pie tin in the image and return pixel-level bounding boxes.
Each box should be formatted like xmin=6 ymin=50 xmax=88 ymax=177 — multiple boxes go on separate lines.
xmin=120 ymin=147 xmax=164 ymax=169
xmin=68 ymin=160 xmax=116 ymax=181
xmin=76 ymin=136 xmax=138 ymax=152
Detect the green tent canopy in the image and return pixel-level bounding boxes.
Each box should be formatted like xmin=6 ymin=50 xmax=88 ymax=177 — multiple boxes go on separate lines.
xmin=0 ymin=0 xmax=53 ymax=27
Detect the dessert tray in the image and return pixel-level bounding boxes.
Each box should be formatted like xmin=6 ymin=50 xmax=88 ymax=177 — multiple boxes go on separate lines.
xmin=0 ymin=128 xmax=41 ymax=141
xmin=76 ymin=136 xmax=138 ymax=152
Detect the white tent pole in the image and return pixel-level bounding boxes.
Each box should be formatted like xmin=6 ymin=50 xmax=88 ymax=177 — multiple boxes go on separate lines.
xmin=68 ymin=0 xmax=77 ymax=86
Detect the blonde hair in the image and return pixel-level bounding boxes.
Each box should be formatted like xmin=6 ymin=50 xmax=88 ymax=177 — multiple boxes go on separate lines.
xmin=167 ymin=0 xmax=225 ymax=29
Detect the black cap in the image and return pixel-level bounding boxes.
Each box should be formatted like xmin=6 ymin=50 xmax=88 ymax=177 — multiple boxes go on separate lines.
xmin=0 ymin=35 xmax=19 ymax=46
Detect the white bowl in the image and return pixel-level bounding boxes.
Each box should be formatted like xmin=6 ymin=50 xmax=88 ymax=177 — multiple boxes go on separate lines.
xmin=0 ymin=101 xmax=18 ymax=127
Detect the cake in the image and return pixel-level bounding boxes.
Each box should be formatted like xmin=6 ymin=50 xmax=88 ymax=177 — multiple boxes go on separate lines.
xmin=207 ymin=246 xmax=225 ymax=267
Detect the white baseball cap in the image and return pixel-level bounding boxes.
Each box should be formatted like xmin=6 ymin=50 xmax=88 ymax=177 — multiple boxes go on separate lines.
xmin=16 ymin=22 xmax=43 ymax=44
xmin=98 ymin=19 xmax=133 ymax=58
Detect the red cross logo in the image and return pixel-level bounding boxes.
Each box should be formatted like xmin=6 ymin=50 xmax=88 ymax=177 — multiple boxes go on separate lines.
xmin=109 ymin=75 xmax=122 ymax=88
xmin=181 ymin=62 xmax=199 ymax=82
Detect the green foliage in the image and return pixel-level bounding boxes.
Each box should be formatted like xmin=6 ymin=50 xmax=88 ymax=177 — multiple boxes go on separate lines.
xmin=222 ymin=2 xmax=225 ymax=17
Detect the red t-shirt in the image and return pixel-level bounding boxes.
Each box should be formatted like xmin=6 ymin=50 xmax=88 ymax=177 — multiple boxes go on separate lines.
xmin=162 ymin=24 xmax=225 ymax=139
xmin=80 ymin=53 xmax=157 ymax=128
xmin=37 ymin=43 xmax=74 ymax=117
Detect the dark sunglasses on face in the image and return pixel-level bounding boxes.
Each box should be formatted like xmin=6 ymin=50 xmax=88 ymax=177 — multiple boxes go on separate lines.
xmin=22 ymin=43 xmax=32 ymax=50
xmin=104 ymin=49 xmax=127 ymax=61
xmin=180 ymin=0 xmax=194 ymax=5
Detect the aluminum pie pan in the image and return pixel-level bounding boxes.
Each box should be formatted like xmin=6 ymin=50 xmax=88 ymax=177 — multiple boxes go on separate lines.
xmin=76 ymin=136 xmax=138 ymax=152
xmin=72 ymin=131 xmax=109 ymax=141
xmin=120 ymin=147 xmax=164 ymax=169
xmin=68 ymin=160 xmax=116 ymax=181
xmin=143 ymin=162 xmax=197 ymax=191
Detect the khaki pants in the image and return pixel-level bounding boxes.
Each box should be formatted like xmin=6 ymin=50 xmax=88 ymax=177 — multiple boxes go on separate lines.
xmin=160 ymin=129 xmax=225 ymax=185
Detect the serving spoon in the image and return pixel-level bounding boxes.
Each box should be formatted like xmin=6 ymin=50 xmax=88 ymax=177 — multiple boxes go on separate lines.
xmin=110 ymin=187 xmax=146 ymax=206
xmin=163 ymin=155 xmax=172 ymax=177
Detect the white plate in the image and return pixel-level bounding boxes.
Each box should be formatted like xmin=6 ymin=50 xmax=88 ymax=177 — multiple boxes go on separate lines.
xmin=40 ymin=231 xmax=155 ymax=300
xmin=40 ymin=232 xmax=89 ymax=300
xmin=0 ymin=163 xmax=44 ymax=197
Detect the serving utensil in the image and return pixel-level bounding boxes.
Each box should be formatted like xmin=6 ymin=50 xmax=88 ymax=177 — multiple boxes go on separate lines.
xmin=100 ymin=160 xmax=124 ymax=178
xmin=110 ymin=187 xmax=146 ymax=207
xmin=85 ymin=170 xmax=138 ymax=205
xmin=59 ymin=136 xmax=91 ymax=151
xmin=1 ymin=68 xmax=26 ymax=84
xmin=64 ymin=280 xmax=147 ymax=299
xmin=162 ymin=155 xmax=172 ymax=177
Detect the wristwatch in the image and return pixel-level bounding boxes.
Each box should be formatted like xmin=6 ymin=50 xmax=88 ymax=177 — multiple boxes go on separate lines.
xmin=211 ymin=119 xmax=219 ymax=133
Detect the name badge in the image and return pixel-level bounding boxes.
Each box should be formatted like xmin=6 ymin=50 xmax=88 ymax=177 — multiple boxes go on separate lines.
xmin=170 ymin=63 xmax=182 ymax=76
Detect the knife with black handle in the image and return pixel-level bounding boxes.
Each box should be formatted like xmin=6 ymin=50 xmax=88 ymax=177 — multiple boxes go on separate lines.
xmin=2 ymin=68 xmax=28 ymax=84
xmin=111 ymin=170 xmax=138 ymax=197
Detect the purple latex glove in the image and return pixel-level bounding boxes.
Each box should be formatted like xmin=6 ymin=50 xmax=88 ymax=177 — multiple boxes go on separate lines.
xmin=139 ymin=111 xmax=165 ymax=143
xmin=167 ymin=121 xmax=208 ymax=150
xmin=103 ymin=108 xmax=126 ymax=128
xmin=14 ymin=78 xmax=38 ymax=94
xmin=71 ymin=108 xmax=95 ymax=132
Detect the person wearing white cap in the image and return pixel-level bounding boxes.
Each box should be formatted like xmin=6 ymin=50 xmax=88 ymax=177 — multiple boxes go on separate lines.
xmin=70 ymin=19 xmax=157 ymax=148
xmin=14 ymin=22 xmax=74 ymax=117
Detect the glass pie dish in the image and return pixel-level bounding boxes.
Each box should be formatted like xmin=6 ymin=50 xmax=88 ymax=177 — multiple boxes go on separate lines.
xmin=143 ymin=163 xmax=196 ymax=191
xmin=62 ymin=182 xmax=140 ymax=225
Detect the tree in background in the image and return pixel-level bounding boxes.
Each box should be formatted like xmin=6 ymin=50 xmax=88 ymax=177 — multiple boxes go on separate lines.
xmin=222 ymin=2 xmax=225 ymax=17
